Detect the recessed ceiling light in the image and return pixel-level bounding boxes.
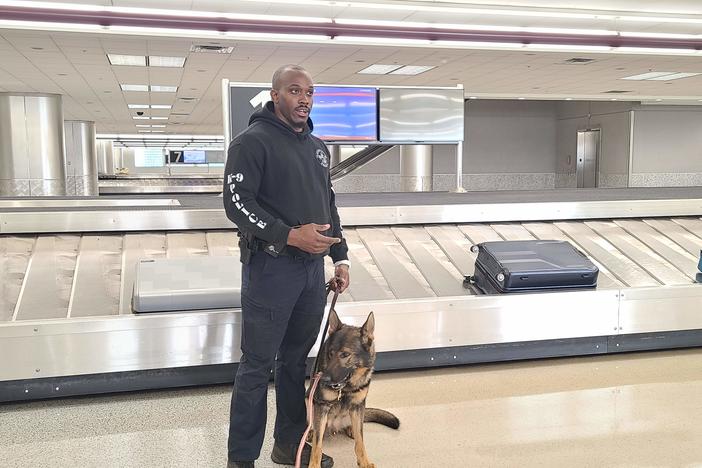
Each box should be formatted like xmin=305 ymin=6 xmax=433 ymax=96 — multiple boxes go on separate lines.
xmin=135 ymin=124 xmax=151 ymax=127
xmin=121 ymin=84 xmax=149 ymax=92
xmin=133 ymin=116 xmax=150 ymax=120
xmin=148 ymin=56 xmax=186 ymax=67
xmin=389 ymin=65 xmax=435 ymax=75
xmin=648 ymin=72 xmax=700 ymax=81
xmin=151 ymin=125 xmax=166 ymax=128
xmin=108 ymin=54 xmax=147 ymax=66
xmin=151 ymin=104 xmax=172 ymax=109
xmin=151 ymin=130 xmax=165 ymax=133
xmin=150 ymin=85 xmax=178 ymax=92
xmin=358 ymin=64 xmax=403 ymax=75
xmin=622 ymin=71 xmax=701 ymax=81
xmin=128 ymin=104 xmax=150 ymax=109
xmin=151 ymin=116 xmax=168 ymax=120
xmin=469 ymin=96 xmax=477 ymax=99
xmin=138 ymin=130 xmax=152 ymax=133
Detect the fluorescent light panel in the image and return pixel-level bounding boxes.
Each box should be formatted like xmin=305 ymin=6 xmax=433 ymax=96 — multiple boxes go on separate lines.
xmin=132 ymin=116 xmax=150 ymax=120
xmin=390 ymin=65 xmax=435 ymax=75
xmin=622 ymin=71 xmax=701 ymax=80
xmin=148 ymin=55 xmax=186 ymax=67
xmin=128 ymin=104 xmax=150 ymax=109
xmin=151 ymin=116 xmax=168 ymax=120
xmin=150 ymin=85 xmax=178 ymax=92
xmin=121 ymin=84 xmax=148 ymax=92
xmin=358 ymin=64 xmax=402 ymax=74
xmin=648 ymin=72 xmax=700 ymax=80
xmin=108 ymin=54 xmax=146 ymax=66
xmin=150 ymin=104 xmax=172 ymax=109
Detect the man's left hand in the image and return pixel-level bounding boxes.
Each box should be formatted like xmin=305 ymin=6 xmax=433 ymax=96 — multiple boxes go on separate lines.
xmin=333 ymin=264 xmax=350 ymax=293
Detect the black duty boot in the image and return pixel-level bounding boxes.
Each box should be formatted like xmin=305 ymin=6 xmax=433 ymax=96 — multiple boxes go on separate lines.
xmin=227 ymin=460 xmax=255 ymax=468
xmin=271 ymin=441 xmax=333 ymax=468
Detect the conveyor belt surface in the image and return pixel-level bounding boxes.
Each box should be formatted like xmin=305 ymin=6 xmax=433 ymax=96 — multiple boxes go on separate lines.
xmin=2 ymin=217 xmax=701 ymax=321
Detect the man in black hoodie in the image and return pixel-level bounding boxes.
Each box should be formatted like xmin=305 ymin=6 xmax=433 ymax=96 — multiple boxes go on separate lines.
xmin=224 ymin=65 xmax=349 ymax=468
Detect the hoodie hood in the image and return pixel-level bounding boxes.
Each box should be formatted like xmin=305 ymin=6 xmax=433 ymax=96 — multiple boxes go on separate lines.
xmin=249 ymin=101 xmax=313 ymax=136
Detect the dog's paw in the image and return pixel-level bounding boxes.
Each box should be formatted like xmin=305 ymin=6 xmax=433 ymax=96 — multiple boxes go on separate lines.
xmin=358 ymin=463 xmax=375 ymax=468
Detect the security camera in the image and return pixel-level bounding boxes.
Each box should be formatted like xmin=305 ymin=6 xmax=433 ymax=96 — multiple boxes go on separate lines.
xmin=136 ymin=111 xmax=144 ymax=116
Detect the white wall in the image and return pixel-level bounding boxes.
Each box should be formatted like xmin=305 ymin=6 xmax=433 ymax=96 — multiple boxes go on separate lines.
xmin=629 ymin=106 xmax=702 ymax=187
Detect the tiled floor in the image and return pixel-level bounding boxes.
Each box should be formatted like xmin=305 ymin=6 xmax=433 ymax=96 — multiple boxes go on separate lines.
xmin=3 ymin=349 xmax=702 ymax=468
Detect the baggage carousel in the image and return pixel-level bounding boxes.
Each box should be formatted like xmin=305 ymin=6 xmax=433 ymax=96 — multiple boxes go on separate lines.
xmin=2 ymin=188 xmax=702 ymax=402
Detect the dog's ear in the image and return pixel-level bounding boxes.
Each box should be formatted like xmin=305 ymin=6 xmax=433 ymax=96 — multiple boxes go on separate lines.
xmin=361 ymin=311 xmax=375 ymax=341
xmin=327 ymin=308 xmax=342 ymax=335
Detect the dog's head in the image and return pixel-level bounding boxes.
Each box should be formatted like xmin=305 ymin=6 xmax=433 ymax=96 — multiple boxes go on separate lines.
xmin=319 ymin=310 xmax=375 ymax=390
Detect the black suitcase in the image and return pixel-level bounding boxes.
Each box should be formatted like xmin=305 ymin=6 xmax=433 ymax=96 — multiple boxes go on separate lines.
xmin=467 ymin=240 xmax=598 ymax=294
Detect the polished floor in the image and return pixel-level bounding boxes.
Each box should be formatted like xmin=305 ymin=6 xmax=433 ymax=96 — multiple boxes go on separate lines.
xmin=2 ymin=349 xmax=702 ymax=468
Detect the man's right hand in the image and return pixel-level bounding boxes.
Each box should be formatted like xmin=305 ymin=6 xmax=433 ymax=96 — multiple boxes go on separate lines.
xmin=287 ymin=223 xmax=340 ymax=254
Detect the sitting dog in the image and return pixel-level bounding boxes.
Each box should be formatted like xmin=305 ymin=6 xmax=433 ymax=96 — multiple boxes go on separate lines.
xmin=308 ymin=310 xmax=400 ymax=468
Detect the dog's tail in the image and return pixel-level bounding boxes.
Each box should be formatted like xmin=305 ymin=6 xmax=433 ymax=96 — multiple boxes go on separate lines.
xmin=364 ymin=408 xmax=400 ymax=429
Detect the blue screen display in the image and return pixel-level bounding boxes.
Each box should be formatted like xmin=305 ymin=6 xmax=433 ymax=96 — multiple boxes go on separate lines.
xmin=309 ymin=86 xmax=377 ymax=142
xmin=183 ymin=150 xmax=206 ymax=164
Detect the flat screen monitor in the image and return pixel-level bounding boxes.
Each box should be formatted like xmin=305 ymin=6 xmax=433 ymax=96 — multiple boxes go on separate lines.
xmin=310 ymin=86 xmax=377 ymax=142
xmin=379 ymin=88 xmax=464 ymax=142
xmin=183 ymin=150 xmax=206 ymax=164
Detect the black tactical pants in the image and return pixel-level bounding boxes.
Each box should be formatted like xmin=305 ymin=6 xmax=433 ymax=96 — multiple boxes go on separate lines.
xmin=228 ymin=252 xmax=326 ymax=462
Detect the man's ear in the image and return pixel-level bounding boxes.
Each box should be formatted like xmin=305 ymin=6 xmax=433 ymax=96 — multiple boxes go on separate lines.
xmin=270 ymin=89 xmax=278 ymax=104
xmin=328 ymin=308 xmax=342 ymax=335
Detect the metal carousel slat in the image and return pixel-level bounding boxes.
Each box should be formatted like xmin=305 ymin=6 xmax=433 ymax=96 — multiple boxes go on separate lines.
xmin=555 ymin=221 xmax=660 ymax=288
xmin=615 ymin=219 xmax=698 ymax=281
xmin=356 ymin=227 xmax=435 ymax=299
xmin=69 ymin=234 xmax=123 ymax=318
xmin=0 ymin=236 xmax=35 ymax=322
xmin=642 ymin=218 xmax=702 ymax=257
xmin=425 ymin=225 xmax=476 ymax=278
xmin=585 ymin=221 xmax=691 ymax=286
xmin=13 ymin=235 xmax=80 ymax=320
xmin=392 ymin=227 xmax=468 ymax=297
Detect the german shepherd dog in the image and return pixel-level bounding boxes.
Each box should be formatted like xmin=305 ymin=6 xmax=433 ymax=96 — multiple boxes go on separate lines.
xmin=308 ymin=309 xmax=400 ymax=468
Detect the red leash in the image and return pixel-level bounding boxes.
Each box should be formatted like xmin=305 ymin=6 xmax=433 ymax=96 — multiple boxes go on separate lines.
xmin=294 ymin=279 xmax=341 ymax=468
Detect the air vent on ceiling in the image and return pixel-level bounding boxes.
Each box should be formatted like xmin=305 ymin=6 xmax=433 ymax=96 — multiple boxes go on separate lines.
xmin=603 ymin=90 xmax=633 ymax=94
xmin=564 ymin=57 xmax=596 ymax=64
xmin=190 ymin=44 xmax=235 ymax=54
xmin=178 ymin=97 xmax=198 ymax=102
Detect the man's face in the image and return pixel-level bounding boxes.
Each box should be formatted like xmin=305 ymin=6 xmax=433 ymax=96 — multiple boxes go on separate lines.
xmin=271 ymin=70 xmax=314 ymax=132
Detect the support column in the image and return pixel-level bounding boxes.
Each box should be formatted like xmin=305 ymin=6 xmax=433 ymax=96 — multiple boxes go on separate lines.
xmin=329 ymin=145 xmax=341 ymax=168
xmin=64 ymin=121 xmax=98 ymax=195
xmin=400 ymin=145 xmax=433 ymax=192
xmin=0 ymin=93 xmax=66 ymax=196
xmin=97 ymin=140 xmax=115 ymax=175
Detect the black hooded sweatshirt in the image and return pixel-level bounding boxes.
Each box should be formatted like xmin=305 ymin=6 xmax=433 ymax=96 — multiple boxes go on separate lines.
xmin=223 ymin=101 xmax=348 ymax=263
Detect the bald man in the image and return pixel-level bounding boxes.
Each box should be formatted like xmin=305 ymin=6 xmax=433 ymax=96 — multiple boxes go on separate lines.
xmin=223 ymin=65 xmax=349 ymax=468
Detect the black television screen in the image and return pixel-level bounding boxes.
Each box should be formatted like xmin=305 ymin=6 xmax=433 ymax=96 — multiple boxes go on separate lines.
xmin=309 ymin=86 xmax=377 ymax=142
xmin=183 ymin=150 xmax=206 ymax=164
